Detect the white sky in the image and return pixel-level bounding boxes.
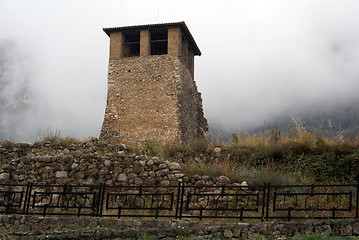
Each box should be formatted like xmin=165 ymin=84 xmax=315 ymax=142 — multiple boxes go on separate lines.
xmin=1 ymin=0 xmax=359 ymax=141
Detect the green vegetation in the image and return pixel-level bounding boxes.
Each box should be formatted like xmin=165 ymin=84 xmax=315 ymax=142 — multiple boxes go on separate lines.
xmin=291 ymin=234 xmax=358 ymax=240
xmin=36 ymin=128 xmax=80 ymax=148
xmin=220 ymin=120 xmax=359 ymax=184
xmin=132 ymin=138 xmax=209 ymax=160
xmin=139 ymin=234 xmax=358 ymax=240
xmin=141 ymin=235 xmax=231 ymax=240
xmin=0 ymin=139 xmax=15 ymax=150
xmin=132 ymin=118 xmax=359 ymax=185
xmin=8 ymin=116 xmax=359 ymax=185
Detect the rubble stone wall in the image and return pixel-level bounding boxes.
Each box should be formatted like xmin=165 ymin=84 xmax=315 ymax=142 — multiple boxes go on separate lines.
xmin=2 ymin=141 xmax=359 ymax=239
xmin=100 ymin=54 xmax=209 ymax=144
xmin=1 ymin=215 xmax=359 ymax=239
xmin=0 ymin=140 xmax=229 ymax=186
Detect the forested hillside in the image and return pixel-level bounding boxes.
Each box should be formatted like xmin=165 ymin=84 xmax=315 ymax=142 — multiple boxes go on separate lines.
xmin=211 ymin=99 xmax=359 ymax=143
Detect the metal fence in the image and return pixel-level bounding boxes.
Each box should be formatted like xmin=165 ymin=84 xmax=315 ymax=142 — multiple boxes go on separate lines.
xmin=0 ymin=182 xmax=358 ymax=221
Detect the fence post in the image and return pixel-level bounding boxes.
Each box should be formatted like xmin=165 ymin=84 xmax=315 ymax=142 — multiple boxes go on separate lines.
xmin=98 ymin=183 xmax=106 ymax=217
xmin=179 ymin=183 xmax=185 ymax=219
xmin=2 ymin=182 xmax=357 ymax=220
xmin=22 ymin=182 xmax=30 ymax=214
xmin=261 ymin=183 xmax=266 ymax=221
xmin=25 ymin=182 xmax=33 ymax=215
xmin=356 ymin=181 xmax=359 ymax=218
xmin=265 ymin=182 xmax=271 ymax=221
xmin=287 ymin=207 xmax=292 ymax=221
xmin=95 ymin=184 xmax=102 ymax=216
xmin=175 ymin=182 xmax=181 ymax=219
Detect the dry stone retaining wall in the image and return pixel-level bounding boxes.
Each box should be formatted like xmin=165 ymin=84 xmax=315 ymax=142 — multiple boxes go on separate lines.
xmin=2 ymin=140 xmax=359 ymax=239
xmin=1 ymin=215 xmax=359 ymax=239
xmin=0 ymin=139 xmax=230 ymax=186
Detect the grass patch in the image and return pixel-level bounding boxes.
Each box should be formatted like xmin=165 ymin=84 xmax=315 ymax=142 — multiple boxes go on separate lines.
xmin=36 ymin=128 xmax=79 ymax=148
xmin=132 ymin=138 xmax=210 ymax=159
xmin=236 ymin=166 xmax=308 ymax=186
xmin=292 ymin=234 xmax=358 ymax=240
xmin=141 ymin=235 xmax=231 ymax=240
xmin=131 ymin=120 xmax=359 ymax=184
xmin=141 ymin=234 xmax=356 ymax=240
xmin=0 ymin=139 xmax=15 ymax=150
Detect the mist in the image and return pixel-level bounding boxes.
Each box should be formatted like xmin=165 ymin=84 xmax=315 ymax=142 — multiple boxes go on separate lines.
xmin=198 ymin=1 xmax=359 ymax=132
xmin=1 ymin=0 xmax=359 ymax=142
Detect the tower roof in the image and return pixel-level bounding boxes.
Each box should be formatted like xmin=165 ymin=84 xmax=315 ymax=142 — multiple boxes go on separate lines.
xmin=103 ymin=21 xmax=201 ymax=56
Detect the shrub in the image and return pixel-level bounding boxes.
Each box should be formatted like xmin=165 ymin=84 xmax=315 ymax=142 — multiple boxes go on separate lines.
xmin=0 ymin=139 xmax=15 ymax=150
xmin=163 ymin=142 xmax=189 ymax=158
xmin=181 ymin=162 xmax=221 ymax=180
xmin=37 ymin=128 xmax=61 ymax=143
xmin=188 ymin=138 xmax=209 ymax=154
xmin=292 ymin=234 xmax=354 ymax=239
xmin=236 ymin=166 xmax=305 ymax=186
xmin=36 ymin=128 xmax=79 ymax=148
xmin=181 ymin=159 xmax=240 ymax=181
xmin=137 ymin=141 xmax=164 ymax=158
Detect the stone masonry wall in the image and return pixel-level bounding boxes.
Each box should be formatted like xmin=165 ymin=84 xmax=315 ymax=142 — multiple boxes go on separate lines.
xmin=1 ymin=215 xmax=359 ymax=239
xmin=101 ymin=55 xmax=181 ymax=144
xmin=178 ymin=57 xmax=209 ymax=142
xmin=2 ymin=140 xmax=359 ymax=239
xmin=0 ymin=139 xmax=230 ymax=186
xmin=100 ymin=54 xmax=209 ymax=144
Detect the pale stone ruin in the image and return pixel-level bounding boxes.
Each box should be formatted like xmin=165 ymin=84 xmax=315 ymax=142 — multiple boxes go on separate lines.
xmin=100 ymin=22 xmax=209 ymax=144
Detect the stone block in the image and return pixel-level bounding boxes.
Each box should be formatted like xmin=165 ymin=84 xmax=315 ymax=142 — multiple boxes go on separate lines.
xmin=315 ymin=224 xmax=332 ymax=236
xmin=340 ymin=224 xmax=353 ymax=236
xmin=353 ymin=222 xmax=359 ymax=235
xmin=193 ymin=174 xmax=201 ymax=181
xmin=158 ymin=169 xmax=169 ymax=176
xmin=233 ymin=228 xmax=241 ymax=238
xmin=135 ymin=177 xmax=143 ymax=185
xmin=223 ymin=229 xmax=233 ymax=238
xmin=104 ymin=160 xmax=111 ymax=167
xmin=146 ymin=159 xmax=154 ymax=167
xmin=134 ymin=161 xmax=144 ymax=173
xmin=118 ymin=173 xmax=127 ymax=182
xmin=216 ymin=175 xmax=231 ymax=185
xmin=159 ymin=163 xmax=167 ymax=170
xmin=160 ymin=180 xmax=170 ymax=186
xmin=71 ymin=163 xmax=78 ymax=169
xmin=0 ymin=173 xmax=10 ymax=180
xmin=55 ymin=171 xmax=68 ymax=178
xmin=169 ymin=162 xmax=181 ymax=171
xmin=195 ymin=180 xmax=206 ymax=186
xmin=127 ymin=173 xmax=137 ymax=180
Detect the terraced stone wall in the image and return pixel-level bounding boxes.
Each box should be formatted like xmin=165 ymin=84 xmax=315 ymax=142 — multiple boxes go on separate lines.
xmin=0 ymin=140 xmax=230 ymax=186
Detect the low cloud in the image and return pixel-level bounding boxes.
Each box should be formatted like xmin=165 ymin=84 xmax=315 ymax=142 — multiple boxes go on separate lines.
xmin=1 ymin=0 xmax=359 ymax=141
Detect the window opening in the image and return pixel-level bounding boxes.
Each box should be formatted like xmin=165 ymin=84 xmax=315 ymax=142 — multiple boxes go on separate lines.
xmin=150 ymin=29 xmax=168 ymax=55
xmin=124 ymin=31 xmax=140 ymax=57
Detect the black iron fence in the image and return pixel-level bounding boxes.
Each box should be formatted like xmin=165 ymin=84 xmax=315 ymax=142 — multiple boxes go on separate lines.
xmin=0 ymin=182 xmax=358 ymax=221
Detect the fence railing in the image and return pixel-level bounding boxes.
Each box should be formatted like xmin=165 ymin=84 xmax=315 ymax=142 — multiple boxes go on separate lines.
xmin=0 ymin=182 xmax=358 ymax=221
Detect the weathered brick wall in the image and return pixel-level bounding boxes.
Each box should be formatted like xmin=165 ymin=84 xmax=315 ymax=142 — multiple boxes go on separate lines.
xmin=100 ymin=54 xmax=208 ymax=144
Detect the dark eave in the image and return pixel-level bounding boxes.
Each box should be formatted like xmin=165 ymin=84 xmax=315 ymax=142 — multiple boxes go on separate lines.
xmin=103 ymin=21 xmax=201 ymax=56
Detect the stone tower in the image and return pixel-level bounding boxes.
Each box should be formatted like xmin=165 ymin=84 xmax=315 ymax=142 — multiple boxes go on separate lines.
xmin=100 ymin=22 xmax=209 ymax=144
